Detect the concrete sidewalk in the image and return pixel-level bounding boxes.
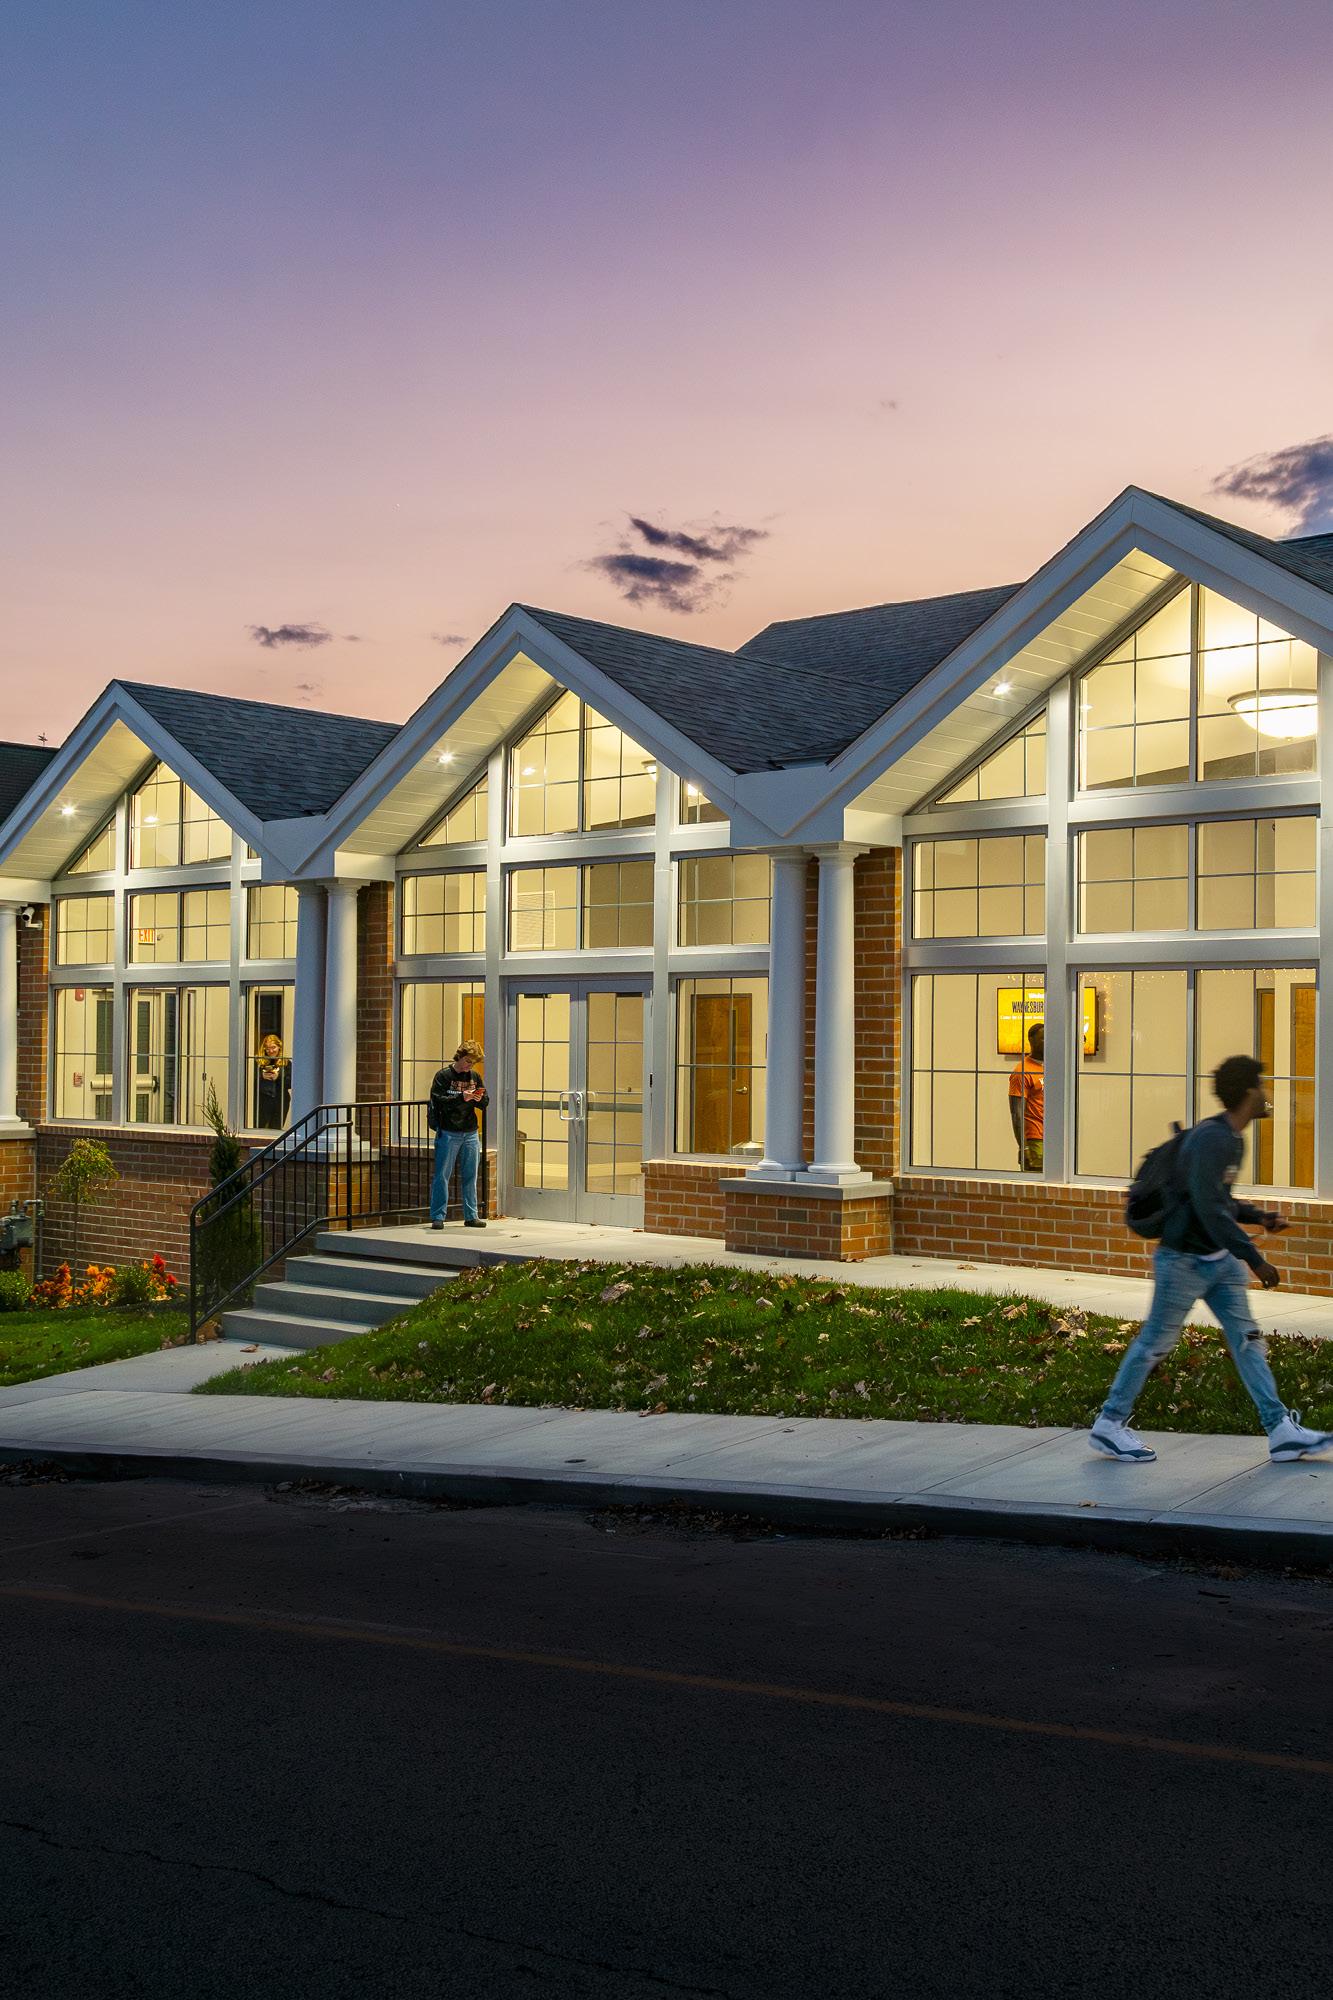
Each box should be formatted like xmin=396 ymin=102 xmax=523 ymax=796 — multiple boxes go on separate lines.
xmin=1 ymin=1340 xmax=1332 ymax=1562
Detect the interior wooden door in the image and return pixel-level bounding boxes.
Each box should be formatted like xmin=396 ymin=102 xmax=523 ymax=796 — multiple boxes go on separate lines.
xmin=691 ymin=994 xmax=753 ymax=1154
xmin=1292 ymin=983 xmax=1316 ymax=1188
xmin=1256 ymin=989 xmax=1275 ymax=1182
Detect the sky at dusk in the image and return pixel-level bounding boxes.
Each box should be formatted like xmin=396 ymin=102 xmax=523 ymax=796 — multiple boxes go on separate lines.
xmin=5 ymin=0 xmax=1333 ymax=744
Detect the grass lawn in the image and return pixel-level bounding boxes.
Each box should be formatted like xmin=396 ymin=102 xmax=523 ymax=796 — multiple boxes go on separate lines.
xmin=193 ymin=1258 xmax=1333 ymax=1436
xmin=0 ymin=1307 xmax=185 ymax=1389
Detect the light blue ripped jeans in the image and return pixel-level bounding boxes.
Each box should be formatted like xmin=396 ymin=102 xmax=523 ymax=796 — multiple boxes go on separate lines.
xmin=1100 ymin=1246 xmax=1286 ymax=1433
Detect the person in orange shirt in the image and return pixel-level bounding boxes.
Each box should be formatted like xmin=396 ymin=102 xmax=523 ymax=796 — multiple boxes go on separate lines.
xmin=1008 ymin=1022 xmax=1044 ymax=1171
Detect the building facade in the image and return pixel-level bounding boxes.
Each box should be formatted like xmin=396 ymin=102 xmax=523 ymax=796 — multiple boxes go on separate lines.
xmin=5 ymin=487 xmax=1333 ymax=1289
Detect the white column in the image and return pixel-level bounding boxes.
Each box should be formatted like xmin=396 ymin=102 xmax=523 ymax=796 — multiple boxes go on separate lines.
xmin=807 ymin=848 xmax=870 ymax=1184
xmin=0 ymin=903 xmax=24 ymax=1131
xmin=323 ymin=880 xmax=361 ymax=1107
xmin=290 ymin=883 xmax=328 ymax=1122
xmin=751 ymin=851 xmax=808 ymax=1178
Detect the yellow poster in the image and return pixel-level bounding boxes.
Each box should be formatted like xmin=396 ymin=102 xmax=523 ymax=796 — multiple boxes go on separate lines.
xmin=995 ymin=987 xmax=1097 ymax=1056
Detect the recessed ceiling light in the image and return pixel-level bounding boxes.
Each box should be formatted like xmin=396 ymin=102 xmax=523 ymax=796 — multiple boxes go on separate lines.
xmin=436 ymin=751 xmax=454 ymax=766
xmin=993 ymin=680 xmax=1012 ymax=697
xmin=60 ymin=805 xmax=76 ymax=818
xmin=144 ymin=814 xmax=158 ymax=826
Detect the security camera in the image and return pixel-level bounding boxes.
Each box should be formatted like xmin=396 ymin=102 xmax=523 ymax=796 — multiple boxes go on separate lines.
xmin=18 ymin=906 xmax=37 ymax=928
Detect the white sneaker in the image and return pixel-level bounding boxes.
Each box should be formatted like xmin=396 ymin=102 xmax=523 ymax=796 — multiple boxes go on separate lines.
xmin=1089 ymin=1416 xmax=1157 ymax=1463
xmin=1267 ymin=1410 xmax=1333 ymax=1462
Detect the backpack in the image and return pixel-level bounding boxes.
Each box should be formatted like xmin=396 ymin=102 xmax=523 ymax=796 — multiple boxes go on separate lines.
xmin=1125 ymin=1123 xmax=1190 ymax=1240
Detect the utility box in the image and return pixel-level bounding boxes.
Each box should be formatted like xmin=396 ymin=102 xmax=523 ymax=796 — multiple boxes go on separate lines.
xmin=0 ymin=1204 xmax=34 ymax=1253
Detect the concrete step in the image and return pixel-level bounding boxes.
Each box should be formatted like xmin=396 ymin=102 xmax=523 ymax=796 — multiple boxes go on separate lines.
xmin=313 ymin=1229 xmax=530 ymax=1272
xmin=251 ymin=1281 xmax=418 ymax=1328
xmin=220 ymin=1306 xmax=375 ymax=1350
xmin=282 ymin=1254 xmax=452 ymax=1302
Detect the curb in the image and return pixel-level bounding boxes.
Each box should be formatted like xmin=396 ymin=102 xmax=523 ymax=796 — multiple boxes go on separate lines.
xmin=2 ymin=1438 xmax=1330 ymax=1567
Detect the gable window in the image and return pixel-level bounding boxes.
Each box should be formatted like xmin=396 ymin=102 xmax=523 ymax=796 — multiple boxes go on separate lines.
xmin=129 ymin=763 xmax=231 ymax=868
xmin=680 ymin=780 xmax=725 ymax=826
xmin=938 ymin=713 xmax=1046 ymax=806
xmin=911 ymin=836 xmax=1044 ymax=940
xmin=400 ymin=871 xmax=486 ymax=955
xmin=65 ymin=821 xmax=116 ymax=875
xmin=54 ymin=894 xmax=114 ymax=967
xmin=419 ymin=774 xmax=488 ymax=848
xmin=508 ymin=693 xmax=656 ymax=836
xmin=1078 ymin=587 xmax=1318 ymax=791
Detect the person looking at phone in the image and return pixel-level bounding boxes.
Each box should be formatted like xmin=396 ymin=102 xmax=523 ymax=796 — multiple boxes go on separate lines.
xmin=427 ymin=1039 xmax=489 ymax=1229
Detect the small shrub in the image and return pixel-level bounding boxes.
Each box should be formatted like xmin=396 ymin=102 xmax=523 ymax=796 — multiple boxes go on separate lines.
xmin=29 ymin=1262 xmax=74 ymax=1310
xmin=0 ymin=1269 xmax=31 ymax=1312
xmin=110 ymin=1256 xmax=179 ymax=1307
xmin=46 ymin=1139 xmax=119 ymax=1272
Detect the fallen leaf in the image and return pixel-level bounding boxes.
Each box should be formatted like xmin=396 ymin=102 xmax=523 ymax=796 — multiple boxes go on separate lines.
xmin=240 ymin=1344 xmax=259 ymax=1353
xmin=481 ymin=1382 xmax=498 ymax=1401
xmin=600 ymin=1281 xmax=632 ymax=1304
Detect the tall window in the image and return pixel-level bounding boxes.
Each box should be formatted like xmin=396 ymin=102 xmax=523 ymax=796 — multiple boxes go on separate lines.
xmin=127 ymin=889 xmax=230 ymax=964
xmin=1078 ymin=588 xmax=1318 ymax=790
xmin=399 ymin=981 xmax=485 ymax=1101
xmin=126 ymin=985 xmax=229 ymax=1126
xmin=247 ymin=985 xmax=294 ymax=1131
xmin=910 ymin=972 xmax=1047 ymax=1172
xmin=246 ymin=884 xmax=298 ymax=960
xmin=419 ymin=775 xmax=488 ymax=847
xmin=911 ymin=836 xmax=1044 ymax=940
xmin=509 ymin=692 xmax=655 ymax=835
xmin=675 ymin=975 xmax=768 ymax=1156
xmin=400 ymin=872 xmax=486 ymax=955
xmin=1077 ymin=825 xmax=1188 ymax=933
xmin=1076 ymin=966 xmax=1315 ymax=1188
xmin=938 ymin=713 xmax=1046 ymax=805
xmin=53 ymin=987 xmax=114 ymax=1120
xmin=129 ymin=763 xmax=231 ymax=867
xmin=54 ymin=895 xmax=114 ymax=966
xmin=583 ymin=861 xmax=654 ymax=948
xmin=1196 ymin=817 xmax=1316 ymax=930
xmin=677 ymin=855 xmax=772 ymax=946
xmin=1075 ymin=971 xmax=1188 ymax=1178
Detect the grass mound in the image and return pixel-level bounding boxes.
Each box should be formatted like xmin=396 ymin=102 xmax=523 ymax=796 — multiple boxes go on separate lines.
xmin=193 ymin=1259 xmax=1333 ymax=1436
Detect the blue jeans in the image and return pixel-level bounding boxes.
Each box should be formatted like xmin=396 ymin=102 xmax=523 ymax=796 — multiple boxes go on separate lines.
xmin=1100 ymin=1246 xmax=1285 ymax=1433
xmin=430 ymin=1129 xmax=480 ymax=1223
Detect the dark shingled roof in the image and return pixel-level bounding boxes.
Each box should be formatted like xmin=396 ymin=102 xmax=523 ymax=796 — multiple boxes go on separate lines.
xmin=522 ymin=592 xmax=1020 ymax=770
xmin=117 ymin=682 xmax=400 ymax=820
xmin=1147 ymin=497 xmax=1333 ymax=594
xmin=0 ymin=743 xmax=57 ymax=825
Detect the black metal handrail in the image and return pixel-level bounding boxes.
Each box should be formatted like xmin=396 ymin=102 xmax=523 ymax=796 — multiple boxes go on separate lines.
xmin=188 ymin=1099 xmax=490 ymax=1336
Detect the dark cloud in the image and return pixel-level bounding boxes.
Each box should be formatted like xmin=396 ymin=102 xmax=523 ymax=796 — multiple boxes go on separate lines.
xmin=342 ymin=633 xmax=365 ymax=643
xmin=586 ymin=513 xmax=768 ymax=614
xmin=430 ymin=631 xmax=468 ymax=647
xmin=1211 ymin=435 xmax=1333 ymax=534
xmin=293 ymin=679 xmax=324 ymax=703
xmin=247 ymin=621 xmax=332 ymax=650
xmin=878 ymin=397 xmax=899 ymax=412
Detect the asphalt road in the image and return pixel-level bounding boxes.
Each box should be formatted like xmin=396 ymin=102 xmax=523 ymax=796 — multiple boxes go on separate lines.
xmin=1 ymin=1474 xmax=1331 ymax=2000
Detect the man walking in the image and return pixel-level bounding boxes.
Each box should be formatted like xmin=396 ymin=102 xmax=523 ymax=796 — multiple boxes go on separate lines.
xmin=1008 ymin=1022 xmax=1044 ymax=1172
xmin=427 ymin=1038 xmax=489 ymax=1229
xmin=1090 ymin=1054 xmax=1331 ymax=1464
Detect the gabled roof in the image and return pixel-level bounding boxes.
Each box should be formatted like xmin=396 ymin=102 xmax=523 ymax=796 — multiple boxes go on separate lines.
xmin=116 ymin=682 xmax=400 ymax=819
xmin=0 ymin=743 xmax=57 ymax=825
xmin=521 ymin=598 xmax=1022 ymax=772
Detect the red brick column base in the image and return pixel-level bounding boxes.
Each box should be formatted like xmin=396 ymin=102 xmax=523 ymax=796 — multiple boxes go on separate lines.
xmin=720 ymin=1179 xmax=893 ymax=1262
xmin=642 ymin=1160 xmax=732 ymax=1239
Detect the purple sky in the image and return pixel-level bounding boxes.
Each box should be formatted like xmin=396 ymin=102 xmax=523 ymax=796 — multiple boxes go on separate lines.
xmin=5 ymin=0 xmax=1333 ymax=743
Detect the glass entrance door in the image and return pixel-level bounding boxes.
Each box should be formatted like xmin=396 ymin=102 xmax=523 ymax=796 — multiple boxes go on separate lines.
xmin=508 ymin=981 xmax=648 ymax=1225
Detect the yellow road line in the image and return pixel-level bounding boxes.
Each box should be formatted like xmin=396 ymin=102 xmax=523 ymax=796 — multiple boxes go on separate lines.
xmin=3 ymin=1580 xmax=1330 ymax=1779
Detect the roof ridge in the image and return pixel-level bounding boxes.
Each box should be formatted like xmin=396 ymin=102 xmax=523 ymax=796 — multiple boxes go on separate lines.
xmin=115 ymin=679 xmax=400 ymax=735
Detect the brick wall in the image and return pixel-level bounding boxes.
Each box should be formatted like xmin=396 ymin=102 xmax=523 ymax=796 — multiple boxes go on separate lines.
xmin=357 ymin=882 xmax=393 ymax=1104
xmin=643 ymin=1159 xmax=731 ymax=1238
xmin=17 ymin=905 xmax=47 ymax=1127
xmin=723 ymin=1185 xmax=892 ymax=1261
xmin=892 ymin=1175 xmax=1333 ymax=1297
xmin=853 ymin=850 xmax=898 ymax=1179
xmin=35 ymin=1125 xmax=215 ymax=1277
